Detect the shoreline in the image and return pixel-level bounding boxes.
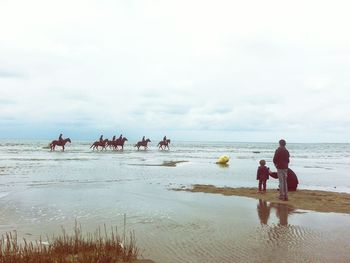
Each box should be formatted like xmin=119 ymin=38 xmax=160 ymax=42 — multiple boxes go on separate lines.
xmin=174 ymin=184 xmax=350 ymax=214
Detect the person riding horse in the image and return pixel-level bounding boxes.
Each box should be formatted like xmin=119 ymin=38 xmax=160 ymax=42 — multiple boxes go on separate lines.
xmin=58 ymin=133 xmax=63 ymax=143
xmin=99 ymin=135 xmax=103 ymax=143
xmin=135 ymin=137 xmax=151 ymax=150
xmin=158 ymin=137 xmax=170 ymax=150
xmin=50 ymin=135 xmax=71 ymax=151
xmin=119 ymin=134 xmax=123 ymax=141
xmin=112 ymin=135 xmax=116 ymax=141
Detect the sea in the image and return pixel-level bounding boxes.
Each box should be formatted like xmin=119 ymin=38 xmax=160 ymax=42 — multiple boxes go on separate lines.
xmin=0 ymin=140 xmax=350 ymax=262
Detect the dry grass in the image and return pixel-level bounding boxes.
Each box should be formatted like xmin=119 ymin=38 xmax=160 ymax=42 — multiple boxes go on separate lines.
xmin=0 ymin=222 xmax=140 ymax=263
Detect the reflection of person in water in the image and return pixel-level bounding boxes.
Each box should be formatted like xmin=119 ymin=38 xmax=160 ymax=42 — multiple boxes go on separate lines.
xmin=270 ymin=203 xmax=295 ymax=226
xmin=257 ymin=199 xmax=270 ymax=225
xmin=256 ymin=200 xmax=295 ymax=226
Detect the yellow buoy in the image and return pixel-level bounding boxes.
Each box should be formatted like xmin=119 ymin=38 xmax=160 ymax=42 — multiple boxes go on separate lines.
xmin=216 ymin=155 xmax=230 ymax=164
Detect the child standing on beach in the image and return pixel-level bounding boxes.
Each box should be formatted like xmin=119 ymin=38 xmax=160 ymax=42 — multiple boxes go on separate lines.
xmin=257 ymin=160 xmax=269 ymax=192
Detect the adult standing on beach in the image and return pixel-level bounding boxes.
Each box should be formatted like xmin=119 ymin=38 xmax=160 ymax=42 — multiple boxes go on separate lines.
xmin=273 ymin=139 xmax=290 ymax=201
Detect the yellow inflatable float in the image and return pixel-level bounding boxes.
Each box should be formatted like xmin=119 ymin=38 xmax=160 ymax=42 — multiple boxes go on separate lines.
xmin=216 ymin=155 xmax=230 ymax=164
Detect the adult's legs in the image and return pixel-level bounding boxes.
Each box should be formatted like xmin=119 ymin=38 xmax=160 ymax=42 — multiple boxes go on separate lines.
xmin=277 ymin=169 xmax=288 ymax=200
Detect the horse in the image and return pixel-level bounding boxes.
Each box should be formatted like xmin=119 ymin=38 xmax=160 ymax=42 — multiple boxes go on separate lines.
xmin=90 ymin=139 xmax=109 ymax=151
xmin=50 ymin=138 xmax=71 ymax=151
xmin=111 ymin=137 xmax=128 ymax=150
xmin=134 ymin=138 xmax=151 ymax=150
xmin=158 ymin=139 xmax=171 ymax=150
xmin=106 ymin=138 xmax=116 ymax=149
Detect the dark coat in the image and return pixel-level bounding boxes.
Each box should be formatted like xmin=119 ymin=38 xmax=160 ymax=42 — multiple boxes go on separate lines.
xmin=257 ymin=166 xmax=269 ymax=181
xmin=273 ymin=146 xmax=290 ymax=169
xmin=270 ymin=168 xmax=299 ymax=191
xmin=286 ymin=169 xmax=298 ymax=191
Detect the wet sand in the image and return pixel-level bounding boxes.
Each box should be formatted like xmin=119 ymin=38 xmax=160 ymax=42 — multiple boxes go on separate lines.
xmin=174 ymin=184 xmax=350 ymax=214
xmin=129 ymin=160 xmax=188 ymax=167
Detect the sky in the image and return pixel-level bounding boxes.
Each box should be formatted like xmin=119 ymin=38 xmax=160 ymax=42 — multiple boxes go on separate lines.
xmin=0 ymin=0 xmax=350 ymax=142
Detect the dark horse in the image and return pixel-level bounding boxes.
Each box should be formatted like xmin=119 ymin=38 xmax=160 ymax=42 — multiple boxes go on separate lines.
xmin=158 ymin=139 xmax=171 ymax=150
xmin=50 ymin=138 xmax=71 ymax=151
xmin=90 ymin=139 xmax=109 ymax=151
xmin=111 ymin=137 xmax=128 ymax=150
xmin=134 ymin=138 xmax=151 ymax=150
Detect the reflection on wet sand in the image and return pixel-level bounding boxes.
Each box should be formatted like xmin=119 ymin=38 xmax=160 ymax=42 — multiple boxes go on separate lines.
xmin=257 ymin=199 xmax=295 ymax=226
xmin=216 ymin=163 xmax=229 ymax=168
xmin=271 ymin=203 xmax=295 ymax=226
xmin=256 ymin=199 xmax=311 ymax=257
xmin=128 ymin=160 xmax=188 ymax=167
xmin=257 ymin=199 xmax=270 ymax=225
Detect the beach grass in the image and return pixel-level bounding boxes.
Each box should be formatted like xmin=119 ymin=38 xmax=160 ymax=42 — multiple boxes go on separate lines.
xmin=0 ymin=222 xmax=148 ymax=263
xmin=174 ymin=184 xmax=350 ymax=214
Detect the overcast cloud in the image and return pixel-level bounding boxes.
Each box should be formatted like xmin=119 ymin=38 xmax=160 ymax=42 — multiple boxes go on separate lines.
xmin=0 ymin=0 xmax=350 ymax=142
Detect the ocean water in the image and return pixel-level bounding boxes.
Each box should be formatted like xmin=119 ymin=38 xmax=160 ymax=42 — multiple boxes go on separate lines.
xmin=0 ymin=140 xmax=350 ymax=262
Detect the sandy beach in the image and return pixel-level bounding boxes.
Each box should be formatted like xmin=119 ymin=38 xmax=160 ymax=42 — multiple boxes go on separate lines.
xmin=175 ymin=184 xmax=350 ymax=214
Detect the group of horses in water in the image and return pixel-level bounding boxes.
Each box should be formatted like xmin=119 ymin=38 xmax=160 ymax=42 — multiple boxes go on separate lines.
xmin=49 ymin=136 xmax=171 ymax=151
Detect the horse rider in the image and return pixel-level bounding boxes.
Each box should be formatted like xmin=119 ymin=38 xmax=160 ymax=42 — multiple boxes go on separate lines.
xmin=163 ymin=135 xmax=167 ymax=142
xmin=58 ymin=133 xmax=63 ymax=143
xmin=119 ymin=134 xmax=123 ymax=141
xmin=99 ymin=135 xmax=103 ymax=143
xmin=142 ymin=136 xmax=145 ymax=143
xmin=112 ymin=135 xmax=116 ymax=141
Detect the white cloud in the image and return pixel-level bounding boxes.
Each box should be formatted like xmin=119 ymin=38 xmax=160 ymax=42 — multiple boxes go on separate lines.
xmin=0 ymin=0 xmax=350 ymax=142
